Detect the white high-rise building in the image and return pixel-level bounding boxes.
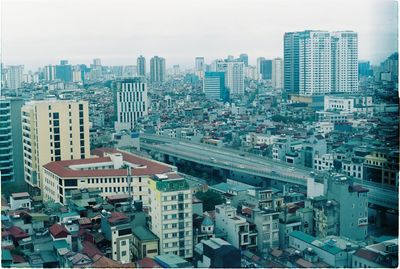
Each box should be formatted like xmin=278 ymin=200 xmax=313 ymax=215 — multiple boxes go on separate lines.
xmin=256 ymin=57 xmax=265 ymax=80
xmin=22 ymin=100 xmax=90 ymax=197
xmin=44 ymin=65 xmax=56 ymax=81
xmin=148 ymin=174 xmax=193 ymax=259
xmin=299 ymin=31 xmax=332 ymax=95
xmin=113 ymin=78 xmax=148 ymax=131
xmin=216 ymin=60 xmax=244 ymax=96
xmin=285 ymin=30 xmax=358 ymax=95
xmin=272 ymin=58 xmax=284 ymax=89
xmin=331 ymin=31 xmax=358 ymax=93
xmin=7 ymin=65 xmax=24 ymax=90
xmin=195 ymin=57 xmax=205 ymax=79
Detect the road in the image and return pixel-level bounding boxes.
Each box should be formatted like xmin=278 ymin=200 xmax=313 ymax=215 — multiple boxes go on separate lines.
xmin=140 ymin=134 xmax=398 ymax=210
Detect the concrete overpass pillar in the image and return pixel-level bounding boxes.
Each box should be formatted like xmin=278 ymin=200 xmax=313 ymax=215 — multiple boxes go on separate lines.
xmin=375 ymin=208 xmax=387 ymax=228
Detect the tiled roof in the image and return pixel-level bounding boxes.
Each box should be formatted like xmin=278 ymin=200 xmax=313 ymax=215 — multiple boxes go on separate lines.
xmin=8 ymin=226 xmax=29 ymax=239
xmin=354 ymin=248 xmax=379 ymax=262
xmin=82 ymin=241 xmax=103 ymax=258
xmin=138 ymin=257 xmax=161 ymax=268
xmin=43 ymin=148 xmax=172 ymax=178
xmin=107 ymin=212 xmax=129 ymax=224
xmin=49 ymin=223 xmax=70 ymax=238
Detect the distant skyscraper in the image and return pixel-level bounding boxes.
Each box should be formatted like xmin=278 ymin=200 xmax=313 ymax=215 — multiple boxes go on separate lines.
xmin=44 ymin=65 xmax=56 ymax=81
xmin=358 ymin=61 xmax=372 ymax=77
xmin=93 ymin=58 xmax=102 ymax=66
xmin=195 ymin=57 xmax=205 ymax=79
xmin=216 ymin=61 xmax=244 ymax=96
xmin=284 ymin=30 xmax=358 ymax=95
xmin=173 ymin=65 xmax=180 ymax=76
xmin=284 ymin=32 xmax=300 ymax=93
xmin=203 ymin=72 xmax=228 ymax=101
xmin=331 ymin=31 xmax=358 ymax=93
xmin=260 ymin=59 xmax=272 ymax=80
xmin=272 ymin=58 xmax=284 ymax=89
xmin=113 ymin=78 xmax=148 ymax=131
xmin=6 ymin=65 xmax=24 ymax=90
xmin=22 ymin=100 xmax=90 ymax=197
xmin=137 ymin=55 xmax=146 ymax=77
xmin=239 ymin=53 xmax=249 ymax=66
xmin=150 ymin=56 xmax=166 ymax=83
xmin=56 ymin=60 xmax=73 ymax=82
xmin=256 ymin=57 xmax=265 ymax=80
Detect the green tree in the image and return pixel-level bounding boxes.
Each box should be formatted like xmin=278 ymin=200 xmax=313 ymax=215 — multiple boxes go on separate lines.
xmin=195 ymin=190 xmax=226 ymax=211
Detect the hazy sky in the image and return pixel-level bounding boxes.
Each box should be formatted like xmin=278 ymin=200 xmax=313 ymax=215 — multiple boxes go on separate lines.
xmin=1 ymin=0 xmax=398 ymax=70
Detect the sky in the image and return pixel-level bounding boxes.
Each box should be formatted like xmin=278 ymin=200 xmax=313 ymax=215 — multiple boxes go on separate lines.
xmin=1 ymin=0 xmax=398 ymax=71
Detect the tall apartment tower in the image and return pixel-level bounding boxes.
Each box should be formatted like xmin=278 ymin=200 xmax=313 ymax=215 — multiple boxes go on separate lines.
xmin=7 ymin=65 xmax=24 ymax=90
xmin=0 ymin=97 xmax=25 ymax=184
xmin=239 ymin=53 xmax=249 ymax=66
xmin=272 ymin=58 xmax=284 ymax=89
xmin=256 ymin=57 xmax=266 ymax=80
xmin=216 ymin=61 xmax=244 ymax=96
xmin=44 ymin=65 xmax=56 ymax=81
xmin=284 ymin=30 xmax=358 ymax=95
xmin=203 ymin=72 xmax=228 ymax=101
xmin=56 ymin=60 xmax=73 ymax=82
xmin=148 ymin=174 xmax=193 ymax=259
xmin=284 ymin=32 xmax=300 ymax=93
xmin=299 ymin=31 xmax=332 ymax=95
xmin=137 ymin=55 xmax=146 ymax=77
xmin=195 ymin=57 xmax=205 ymax=79
xmin=150 ymin=56 xmax=166 ymax=83
xmin=113 ymin=78 xmax=148 ymax=131
xmin=331 ymin=31 xmax=358 ymax=93
xmin=22 ymin=100 xmax=90 ymax=196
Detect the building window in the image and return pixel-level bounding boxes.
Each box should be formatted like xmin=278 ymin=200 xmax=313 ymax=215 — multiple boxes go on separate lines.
xmin=121 ymin=240 xmax=127 ymax=246
xmin=121 ymin=251 xmax=127 ymax=257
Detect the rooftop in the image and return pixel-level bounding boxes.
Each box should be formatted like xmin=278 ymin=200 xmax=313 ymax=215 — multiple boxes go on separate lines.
xmin=132 ymin=226 xmax=159 ymax=241
xmin=43 ymin=148 xmax=173 ymax=178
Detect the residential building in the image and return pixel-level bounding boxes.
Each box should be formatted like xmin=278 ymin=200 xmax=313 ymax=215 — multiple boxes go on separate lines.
xmin=6 ymin=65 xmax=24 ymax=91
xmin=215 ymin=203 xmax=257 ymax=251
xmin=284 ymin=30 xmax=358 ymax=95
xmin=9 ymin=192 xmax=31 ymax=210
xmin=193 ymin=238 xmax=241 ymax=268
xmin=150 ymin=56 xmax=166 ymax=83
xmin=132 ymin=226 xmax=159 ymax=260
xmin=216 ymin=60 xmax=244 ymax=96
xmin=21 ymin=100 xmax=90 ymax=196
xmin=195 ymin=57 xmax=205 ymax=79
xmin=284 ymin=32 xmax=300 ymax=93
xmin=137 ymin=55 xmax=146 ymax=77
xmin=239 ymin=53 xmax=249 ymax=66
xmin=256 ymin=57 xmax=265 ymax=80
xmin=326 ymin=175 xmax=369 ymax=241
xmin=101 ymin=211 xmax=132 ymax=264
xmin=352 ymin=239 xmax=398 ymax=268
xmin=148 ymin=174 xmax=193 ymax=259
xmin=272 ymin=58 xmax=283 ymax=89
xmin=260 ymin=59 xmax=272 ymax=80
xmin=331 ymin=31 xmax=358 ymax=93
xmin=112 ymin=77 xmax=148 ymax=131
xmin=42 ymin=148 xmax=175 ymax=205
xmin=203 ymin=72 xmax=228 ymax=102
xmin=55 ymin=60 xmax=72 ymax=82
xmin=289 ymin=231 xmax=351 ymax=267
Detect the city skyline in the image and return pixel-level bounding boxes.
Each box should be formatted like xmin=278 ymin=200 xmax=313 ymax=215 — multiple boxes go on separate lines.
xmin=2 ymin=0 xmax=397 ymax=70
